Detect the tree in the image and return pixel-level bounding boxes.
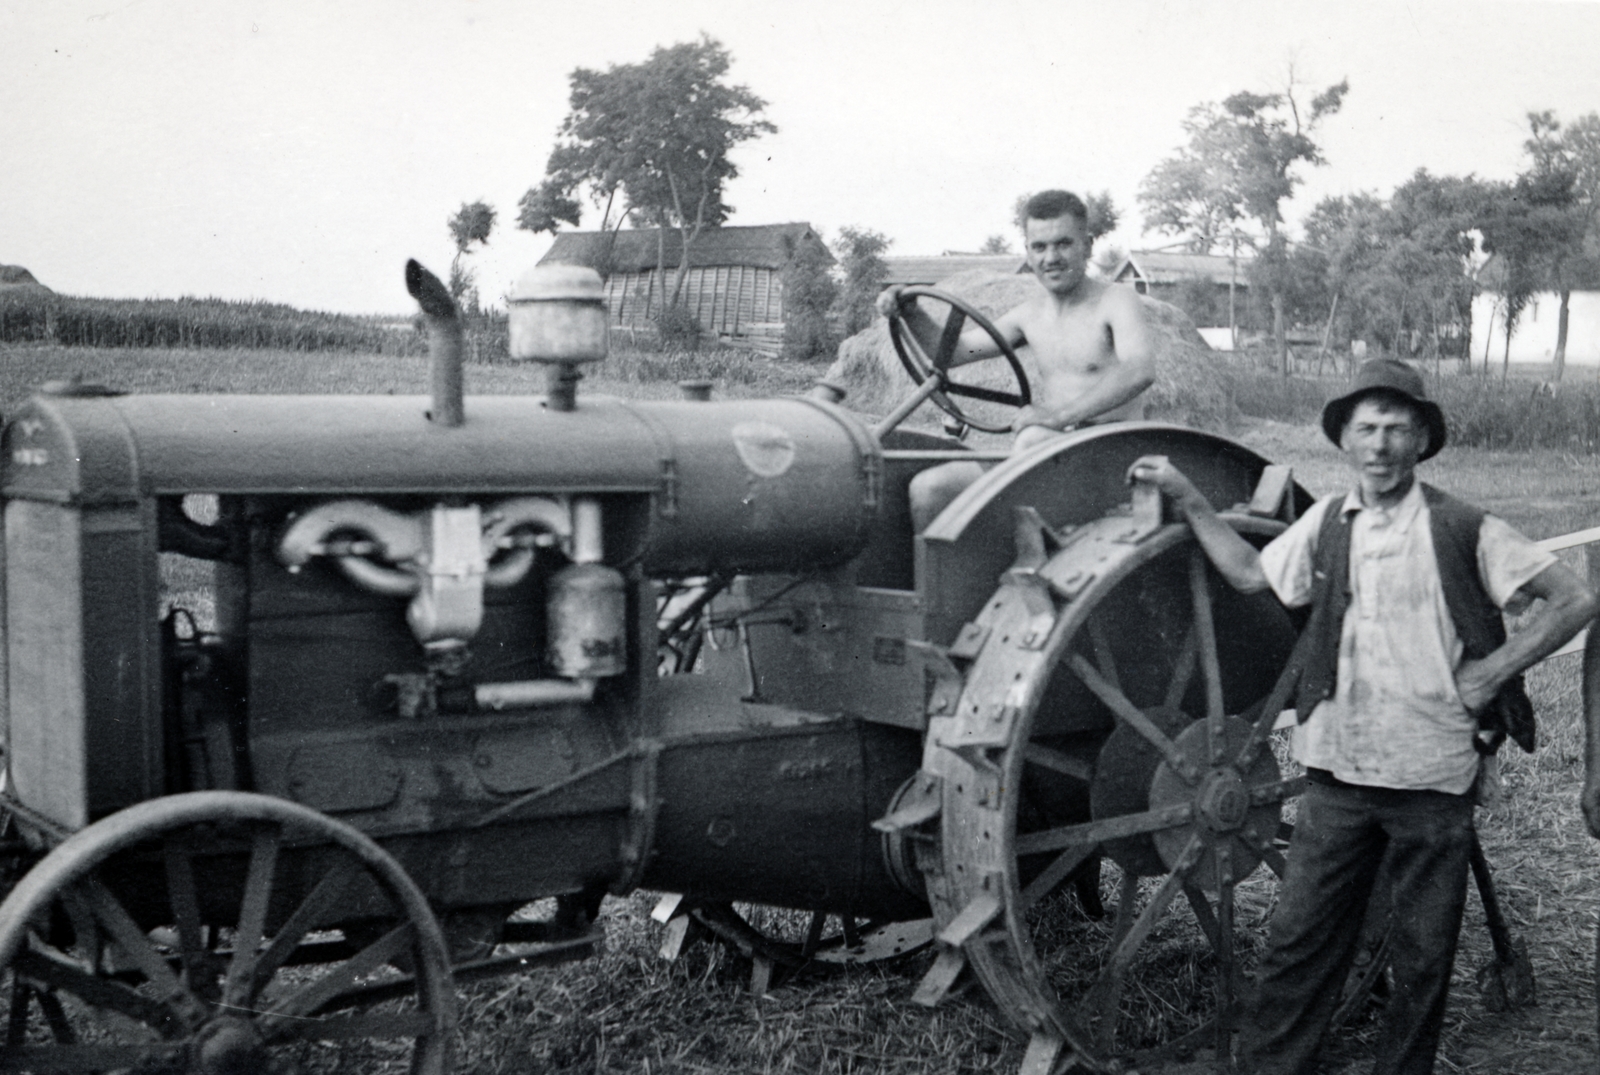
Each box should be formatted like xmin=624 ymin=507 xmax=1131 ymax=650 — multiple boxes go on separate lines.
xmin=1139 ymin=76 xmax=1348 ymax=372
xmin=831 ymin=226 xmax=892 ymax=336
xmin=1011 ymin=190 xmax=1120 ymax=241
xmin=516 ymin=36 xmax=776 ymax=310
xmin=446 ymin=200 xmax=496 ymax=314
xmin=1520 ymin=110 xmax=1600 ymax=379
xmin=781 ymin=233 xmax=839 ymax=362
xmin=518 ymin=178 xmax=630 ymax=280
xmin=979 ymin=234 xmax=1013 ymax=255
xmin=1304 ymin=173 xmax=1486 ymax=368
xmin=1478 ymin=169 xmax=1581 ymax=379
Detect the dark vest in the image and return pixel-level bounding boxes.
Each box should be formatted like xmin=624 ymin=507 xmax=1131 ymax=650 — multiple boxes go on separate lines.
xmin=1294 ymin=483 xmax=1535 ymax=753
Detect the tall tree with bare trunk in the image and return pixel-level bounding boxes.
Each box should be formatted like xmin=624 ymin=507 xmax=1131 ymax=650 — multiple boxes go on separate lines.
xmin=516 ymin=36 xmax=775 ymax=313
xmin=1521 ymin=110 xmax=1600 ymax=380
xmin=1139 ymin=75 xmax=1348 ymax=374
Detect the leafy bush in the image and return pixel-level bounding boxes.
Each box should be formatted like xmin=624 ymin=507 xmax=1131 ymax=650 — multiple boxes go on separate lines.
xmin=831 ymin=226 xmax=890 ymax=337
xmin=782 ymin=234 xmax=840 ymax=362
xmin=655 ymin=304 xmax=701 ymax=351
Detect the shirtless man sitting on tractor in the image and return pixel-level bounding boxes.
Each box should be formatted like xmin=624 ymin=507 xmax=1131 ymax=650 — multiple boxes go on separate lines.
xmin=877 ymin=189 xmax=1157 ymax=529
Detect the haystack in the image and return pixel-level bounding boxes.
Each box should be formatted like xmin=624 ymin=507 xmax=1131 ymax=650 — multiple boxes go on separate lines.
xmin=0 ymin=265 xmax=52 ymax=294
xmin=820 ymin=270 xmax=1235 ymax=440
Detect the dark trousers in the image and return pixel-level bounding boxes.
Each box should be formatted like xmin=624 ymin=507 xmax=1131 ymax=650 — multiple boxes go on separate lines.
xmin=1243 ymin=777 xmax=1475 ymax=1075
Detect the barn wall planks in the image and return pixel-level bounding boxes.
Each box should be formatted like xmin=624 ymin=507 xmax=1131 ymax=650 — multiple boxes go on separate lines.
xmin=596 ymin=266 xmax=785 ymax=342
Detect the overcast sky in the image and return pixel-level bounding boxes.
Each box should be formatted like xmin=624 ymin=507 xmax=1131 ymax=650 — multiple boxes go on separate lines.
xmin=4 ymin=0 xmax=1599 ymax=314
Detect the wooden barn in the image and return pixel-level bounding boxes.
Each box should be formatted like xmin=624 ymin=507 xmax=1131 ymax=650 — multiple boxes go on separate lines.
xmin=1110 ymin=250 xmax=1254 ymax=345
xmin=1110 ymin=250 xmax=1249 ymax=300
xmin=538 ymin=223 xmax=832 ymax=348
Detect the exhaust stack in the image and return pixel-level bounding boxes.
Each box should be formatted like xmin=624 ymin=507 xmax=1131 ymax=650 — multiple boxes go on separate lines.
xmin=405 ymin=259 xmax=465 ymax=427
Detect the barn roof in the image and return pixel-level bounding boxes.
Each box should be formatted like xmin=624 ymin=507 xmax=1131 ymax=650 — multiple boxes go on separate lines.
xmin=881 ymin=255 xmax=1028 ymax=287
xmin=539 ymin=223 xmax=832 ymax=273
xmin=1112 ymin=251 xmax=1250 ymax=288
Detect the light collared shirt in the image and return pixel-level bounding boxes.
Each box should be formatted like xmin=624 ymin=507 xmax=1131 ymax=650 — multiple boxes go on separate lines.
xmin=1259 ymin=481 xmax=1555 ymax=794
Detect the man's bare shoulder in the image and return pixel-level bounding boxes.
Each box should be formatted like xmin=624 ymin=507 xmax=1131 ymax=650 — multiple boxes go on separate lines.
xmin=1095 ymin=279 xmax=1146 ymax=315
xmin=999 ymin=288 xmax=1054 ymax=331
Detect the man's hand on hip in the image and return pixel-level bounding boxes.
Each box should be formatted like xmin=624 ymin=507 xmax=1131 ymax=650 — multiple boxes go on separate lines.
xmin=1454 ymin=658 xmax=1500 ymax=715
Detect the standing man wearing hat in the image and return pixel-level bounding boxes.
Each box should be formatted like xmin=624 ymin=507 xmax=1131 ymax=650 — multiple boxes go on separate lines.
xmin=1128 ymin=358 xmax=1596 ymax=1075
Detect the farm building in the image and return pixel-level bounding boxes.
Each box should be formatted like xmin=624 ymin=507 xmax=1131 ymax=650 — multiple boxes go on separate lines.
xmin=1110 ymin=250 xmax=1249 ymax=296
xmin=1110 ymin=250 xmax=1253 ymax=346
xmin=880 ymin=254 xmax=1026 ymax=288
xmin=1471 ymin=290 xmax=1600 ymax=367
xmin=538 ymin=223 xmax=832 ymax=347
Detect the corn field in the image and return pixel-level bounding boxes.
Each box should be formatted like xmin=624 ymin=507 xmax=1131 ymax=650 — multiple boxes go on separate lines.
xmin=0 ymin=290 xmax=428 ymax=354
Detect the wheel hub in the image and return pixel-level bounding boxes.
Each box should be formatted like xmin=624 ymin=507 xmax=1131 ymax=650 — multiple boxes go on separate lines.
xmin=1149 ymin=715 xmax=1284 ymax=887
xmin=1196 ymin=767 xmax=1250 ymax=832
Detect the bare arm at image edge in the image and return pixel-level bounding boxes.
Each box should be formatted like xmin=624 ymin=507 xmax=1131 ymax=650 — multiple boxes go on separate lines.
xmin=1580 ymin=614 xmax=1600 ymax=838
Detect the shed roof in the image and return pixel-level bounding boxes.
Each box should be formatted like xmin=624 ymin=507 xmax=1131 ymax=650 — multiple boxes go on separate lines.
xmin=1112 ymin=251 xmax=1251 ymax=288
xmin=539 ymin=223 xmax=831 ymax=273
xmin=881 ymin=255 xmax=1028 ymax=287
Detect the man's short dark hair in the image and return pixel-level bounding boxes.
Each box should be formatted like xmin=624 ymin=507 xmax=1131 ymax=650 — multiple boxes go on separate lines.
xmin=1022 ymin=190 xmax=1089 ymax=229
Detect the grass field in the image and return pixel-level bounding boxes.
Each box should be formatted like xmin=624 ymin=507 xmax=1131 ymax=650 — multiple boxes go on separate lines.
xmin=3 ymin=342 xmax=1598 ymax=1074
xmin=0 ymin=341 xmax=821 ymax=413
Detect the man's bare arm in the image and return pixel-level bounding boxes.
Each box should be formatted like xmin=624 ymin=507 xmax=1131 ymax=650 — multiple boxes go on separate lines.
xmin=1127 ymin=455 xmax=1269 ymax=593
xmin=874 ymin=286 xmax=1022 ymax=367
xmin=1013 ymin=287 xmax=1156 ymax=431
xmin=1581 ymin=623 xmax=1600 ymax=837
xmin=1457 ymin=562 xmax=1596 ymax=717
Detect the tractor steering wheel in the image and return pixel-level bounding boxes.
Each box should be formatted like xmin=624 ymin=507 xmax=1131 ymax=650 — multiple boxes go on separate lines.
xmin=885 ymin=286 xmax=1031 ymax=434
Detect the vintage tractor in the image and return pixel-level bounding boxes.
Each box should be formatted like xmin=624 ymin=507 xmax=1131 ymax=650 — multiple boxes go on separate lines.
xmin=0 ymin=260 xmax=1325 ymax=1074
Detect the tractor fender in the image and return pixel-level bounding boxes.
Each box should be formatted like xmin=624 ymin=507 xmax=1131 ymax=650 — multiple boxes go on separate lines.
xmin=915 ymin=422 xmax=1313 ymax=646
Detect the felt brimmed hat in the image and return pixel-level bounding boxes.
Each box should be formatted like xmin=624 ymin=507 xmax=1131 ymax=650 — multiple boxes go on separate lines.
xmin=1320 ymin=358 xmax=1447 ymax=460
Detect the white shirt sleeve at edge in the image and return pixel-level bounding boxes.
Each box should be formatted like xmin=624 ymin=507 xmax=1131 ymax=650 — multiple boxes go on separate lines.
xmin=1258 ymin=496 xmax=1335 ymax=609
xmin=1477 ymin=514 xmax=1559 ymax=610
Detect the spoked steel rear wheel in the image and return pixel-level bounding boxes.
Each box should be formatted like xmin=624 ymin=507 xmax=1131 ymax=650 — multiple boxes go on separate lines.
xmin=918 ymin=510 xmax=1304 ymax=1073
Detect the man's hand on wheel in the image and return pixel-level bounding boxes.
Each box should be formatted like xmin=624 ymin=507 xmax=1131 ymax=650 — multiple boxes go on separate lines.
xmin=1126 ymin=454 xmax=1201 ymax=505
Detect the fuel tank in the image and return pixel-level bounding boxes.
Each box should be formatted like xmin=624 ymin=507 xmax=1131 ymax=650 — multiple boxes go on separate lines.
xmin=0 ymin=391 xmax=880 ymax=577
